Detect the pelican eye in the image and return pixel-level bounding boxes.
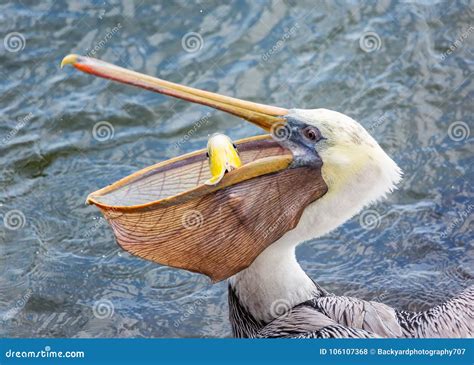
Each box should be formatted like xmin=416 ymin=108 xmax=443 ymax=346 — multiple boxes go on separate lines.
xmin=232 ymin=143 xmax=238 ymax=150
xmin=302 ymin=126 xmax=321 ymax=142
xmin=206 ymin=152 xmax=209 ymax=158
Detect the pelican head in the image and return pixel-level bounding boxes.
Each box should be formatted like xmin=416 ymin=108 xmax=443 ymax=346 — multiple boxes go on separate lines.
xmin=265 ymin=108 xmax=402 ymax=246
xmin=284 ymin=108 xmax=401 ymax=205
xmin=61 ymin=54 xmax=401 ymax=280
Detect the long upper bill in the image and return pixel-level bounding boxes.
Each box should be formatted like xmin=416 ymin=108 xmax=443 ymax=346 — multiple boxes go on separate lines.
xmin=60 ymin=55 xmax=329 ymax=282
xmin=61 ymin=54 xmax=288 ymax=130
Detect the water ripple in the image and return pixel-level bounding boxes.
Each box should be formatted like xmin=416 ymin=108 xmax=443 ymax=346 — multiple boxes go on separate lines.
xmin=0 ymin=1 xmax=472 ymax=337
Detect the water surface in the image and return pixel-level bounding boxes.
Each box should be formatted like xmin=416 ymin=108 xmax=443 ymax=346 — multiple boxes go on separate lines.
xmin=0 ymin=1 xmax=473 ymax=337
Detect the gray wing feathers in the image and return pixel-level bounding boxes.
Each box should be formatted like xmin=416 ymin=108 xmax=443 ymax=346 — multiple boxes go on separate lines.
xmin=256 ymin=306 xmax=339 ymax=337
xmin=316 ymin=295 xmax=403 ymax=337
xmin=396 ymin=285 xmax=474 ymax=338
xmin=229 ymin=283 xmax=473 ymax=338
xmin=256 ymin=306 xmax=380 ymax=338
xmin=294 ymin=325 xmax=379 ymax=338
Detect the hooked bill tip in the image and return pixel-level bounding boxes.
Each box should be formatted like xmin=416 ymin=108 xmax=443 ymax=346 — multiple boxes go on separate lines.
xmin=60 ymin=54 xmax=79 ymax=69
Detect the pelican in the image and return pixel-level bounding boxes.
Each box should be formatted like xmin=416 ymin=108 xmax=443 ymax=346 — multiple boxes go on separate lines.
xmin=61 ymin=54 xmax=474 ymax=338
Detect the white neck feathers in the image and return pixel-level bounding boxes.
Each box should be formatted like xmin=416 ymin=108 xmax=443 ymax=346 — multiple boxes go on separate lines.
xmin=229 ymin=244 xmax=317 ymax=323
xmin=231 ymin=109 xmax=401 ymax=322
xmin=230 ymin=134 xmax=401 ymax=323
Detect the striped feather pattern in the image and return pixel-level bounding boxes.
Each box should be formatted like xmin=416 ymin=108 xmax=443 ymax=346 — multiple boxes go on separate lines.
xmin=229 ymin=283 xmax=474 ymax=338
xmin=396 ymin=285 xmax=473 ymax=338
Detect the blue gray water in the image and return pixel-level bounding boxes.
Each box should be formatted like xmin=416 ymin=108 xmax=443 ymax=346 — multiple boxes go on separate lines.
xmin=0 ymin=1 xmax=472 ymax=338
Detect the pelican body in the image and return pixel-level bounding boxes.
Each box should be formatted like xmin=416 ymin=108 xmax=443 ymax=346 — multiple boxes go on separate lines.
xmin=61 ymin=54 xmax=473 ymax=338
